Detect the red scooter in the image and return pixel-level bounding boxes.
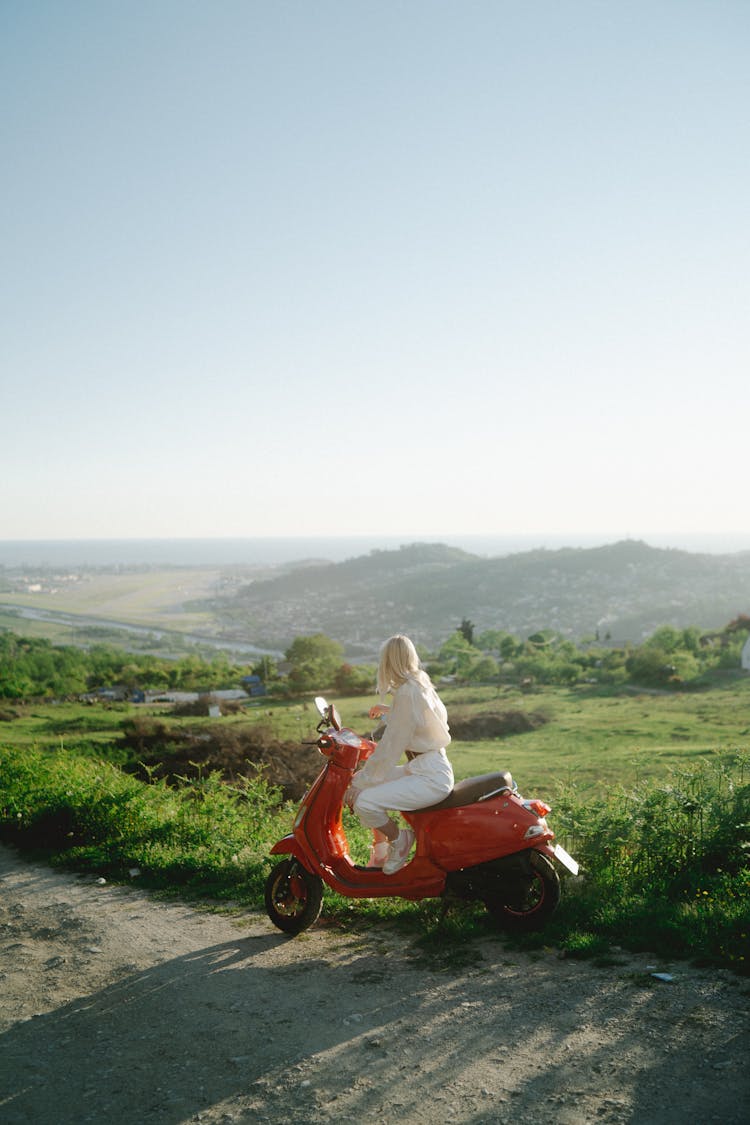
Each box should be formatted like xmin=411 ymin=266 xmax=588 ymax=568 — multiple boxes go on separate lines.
xmin=265 ymin=697 xmax=578 ymax=935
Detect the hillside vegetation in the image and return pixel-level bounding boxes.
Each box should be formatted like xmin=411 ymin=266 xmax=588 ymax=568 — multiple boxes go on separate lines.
xmin=196 ymin=539 xmax=750 ymax=654
xmin=3 ymin=604 xmax=748 ymax=703
xmin=3 ymin=539 xmax=750 ymax=661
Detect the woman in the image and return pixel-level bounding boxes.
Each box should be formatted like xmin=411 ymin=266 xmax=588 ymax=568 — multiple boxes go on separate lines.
xmin=344 ymin=634 xmax=454 ymax=874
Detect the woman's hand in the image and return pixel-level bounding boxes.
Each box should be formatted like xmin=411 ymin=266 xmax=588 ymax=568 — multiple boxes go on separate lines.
xmin=368 ymin=704 xmax=390 ymax=720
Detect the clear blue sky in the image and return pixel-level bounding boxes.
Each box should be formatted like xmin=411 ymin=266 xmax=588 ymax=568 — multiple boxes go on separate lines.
xmin=2 ymin=1 xmax=748 ymax=543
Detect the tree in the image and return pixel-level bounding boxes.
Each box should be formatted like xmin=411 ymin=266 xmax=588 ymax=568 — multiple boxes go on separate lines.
xmin=286 ymin=634 xmax=344 ymax=692
xmin=251 ymin=655 xmax=279 ymax=683
xmin=647 ymin=625 xmax=683 ymax=654
xmin=438 ymin=632 xmax=480 ymax=680
xmin=335 ymin=662 xmax=376 ymax=695
xmin=626 ymin=644 xmax=699 ymax=687
xmin=466 ymin=655 xmax=499 ymax=682
xmin=477 ymin=630 xmax=520 ymax=660
xmin=459 ymin=618 xmax=475 ymax=646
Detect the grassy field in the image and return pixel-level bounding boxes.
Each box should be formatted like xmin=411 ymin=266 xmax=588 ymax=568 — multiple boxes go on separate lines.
xmin=1 ymin=569 xmax=222 ymax=632
xmin=0 ymin=609 xmax=73 ymax=644
xmin=336 ymin=678 xmax=750 ymax=796
xmin=1 ymin=677 xmax=749 ymax=970
xmin=3 ymin=677 xmax=750 ymax=797
xmin=0 ymin=699 xmax=313 ymax=752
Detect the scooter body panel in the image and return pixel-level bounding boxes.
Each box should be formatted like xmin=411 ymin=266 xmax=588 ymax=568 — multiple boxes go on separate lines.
xmin=406 ymin=794 xmax=555 ymax=872
xmin=269 ymin=744 xmax=554 ymax=899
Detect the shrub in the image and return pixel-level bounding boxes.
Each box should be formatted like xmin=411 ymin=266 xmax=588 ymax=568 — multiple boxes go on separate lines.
xmin=551 ymin=754 xmax=750 ymax=969
xmin=0 ymin=744 xmax=290 ymax=900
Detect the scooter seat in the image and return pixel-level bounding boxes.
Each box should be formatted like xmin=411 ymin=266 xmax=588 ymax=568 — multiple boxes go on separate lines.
xmin=418 ymin=771 xmax=514 ymax=813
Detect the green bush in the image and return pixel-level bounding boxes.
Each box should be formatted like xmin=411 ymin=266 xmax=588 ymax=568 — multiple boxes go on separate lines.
xmin=550 ymin=754 xmax=750 ymax=970
xmin=0 ymin=744 xmax=290 ymax=900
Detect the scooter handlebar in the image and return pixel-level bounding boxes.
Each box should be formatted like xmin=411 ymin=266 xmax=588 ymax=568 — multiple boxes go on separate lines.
xmin=315 ymin=728 xmax=377 ymax=763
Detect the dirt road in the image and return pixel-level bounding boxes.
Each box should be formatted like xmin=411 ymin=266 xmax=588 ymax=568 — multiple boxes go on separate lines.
xmin=1 ymin=844 xmax=748 ymax=1124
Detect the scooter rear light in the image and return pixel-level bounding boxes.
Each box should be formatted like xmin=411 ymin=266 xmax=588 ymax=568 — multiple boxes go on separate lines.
xmin=523 ymin=823 xmax=548 ymax=840
xmin=524 ymin=799 xmax=551 ymax=818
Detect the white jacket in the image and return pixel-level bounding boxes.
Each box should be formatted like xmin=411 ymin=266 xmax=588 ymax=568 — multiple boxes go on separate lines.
xmin=355 ymin=675 xmax=451 ymax=789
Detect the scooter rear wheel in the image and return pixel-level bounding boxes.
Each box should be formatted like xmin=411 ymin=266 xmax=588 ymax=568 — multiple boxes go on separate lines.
xmin=483 ymin=851 xmax=560 ymax=932
xmin=265 ymin=858 xmax=324 ymax=935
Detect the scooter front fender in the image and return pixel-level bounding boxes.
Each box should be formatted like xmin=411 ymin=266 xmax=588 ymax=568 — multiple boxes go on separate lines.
xmin=269 ymin=834 xmax=334 ymax=880
xmin=270 ymin=835 xmax=308 ymax=863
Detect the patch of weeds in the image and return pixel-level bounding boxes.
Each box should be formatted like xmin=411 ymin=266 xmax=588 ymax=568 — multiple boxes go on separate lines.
xmin=406 ymin=903 xmax=489 ymax=972
xmin=558 ymin=930 xmax=613 ymax=961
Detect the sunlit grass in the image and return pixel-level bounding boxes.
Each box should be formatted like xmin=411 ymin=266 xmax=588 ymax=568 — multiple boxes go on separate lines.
xmin=336 ymin=680 xmax=750 ymax=795
xmin=1 ymin=679 xmax=749 ymax=972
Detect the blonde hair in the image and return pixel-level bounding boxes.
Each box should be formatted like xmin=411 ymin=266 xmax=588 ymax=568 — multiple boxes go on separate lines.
xmin=376 ymin=634 xmax=430 ymax=696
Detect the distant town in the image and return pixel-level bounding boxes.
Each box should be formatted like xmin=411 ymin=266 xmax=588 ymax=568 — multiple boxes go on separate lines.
xmin=2 ymin=540 xmax=750 ymax=664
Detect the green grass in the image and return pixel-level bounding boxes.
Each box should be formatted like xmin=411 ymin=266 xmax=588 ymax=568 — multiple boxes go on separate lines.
xmin=4 ymin=672 xmax=750 ymax=797
xmin=1 ymin=678 xmax=749 ymax=972
xmin=0 ymin=697 xmax=308 ymax=743
xmin=0 ymin=744 xmax=284 ymax=902
xmin=1 ymin=569 xmax=221 ymax=625
xmin=337 ymin=679 xmax=750 ymax=796
xmin=0 ymin=610 xmax=74 ymax=644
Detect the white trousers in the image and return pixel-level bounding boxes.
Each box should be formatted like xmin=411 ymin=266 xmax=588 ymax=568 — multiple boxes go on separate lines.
xmin=353 ymin=748 xmax=454 ymax=829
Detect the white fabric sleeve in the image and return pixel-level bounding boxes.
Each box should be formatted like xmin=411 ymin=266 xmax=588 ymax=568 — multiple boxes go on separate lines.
xmin=354 ymin=685 xmax=417 ymax=789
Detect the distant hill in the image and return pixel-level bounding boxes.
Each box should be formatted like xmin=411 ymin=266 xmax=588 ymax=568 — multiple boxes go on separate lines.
xmin=201 ymin=539 xmax=750 ymax=657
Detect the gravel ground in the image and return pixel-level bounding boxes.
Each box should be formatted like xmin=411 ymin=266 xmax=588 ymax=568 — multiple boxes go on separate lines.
xmin=1 ymin=844 xmax=748 ymax=1125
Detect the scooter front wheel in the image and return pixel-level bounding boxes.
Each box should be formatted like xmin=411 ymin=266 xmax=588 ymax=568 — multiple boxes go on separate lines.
xmin=265 ymin=858 xmax=324 ymax=935
xmin=483 ymin=851 xmax=560 ymax=932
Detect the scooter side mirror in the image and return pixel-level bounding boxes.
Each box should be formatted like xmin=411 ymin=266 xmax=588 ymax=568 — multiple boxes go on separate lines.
xmin=314 ymin=696 xmax=328 ymax=718
xmin=314 ymin=695 xmax=341 ymax=731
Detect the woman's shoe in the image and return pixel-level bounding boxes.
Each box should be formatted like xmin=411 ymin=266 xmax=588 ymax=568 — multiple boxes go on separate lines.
xmin=382 ymin=829 xmax=415 ymax=875
xmin=367 ymin=841 xmax=390 ymax=868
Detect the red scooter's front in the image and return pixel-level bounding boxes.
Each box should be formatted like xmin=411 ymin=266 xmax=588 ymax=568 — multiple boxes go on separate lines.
xmin=265 ymin=701 xmax=450 ymax=932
